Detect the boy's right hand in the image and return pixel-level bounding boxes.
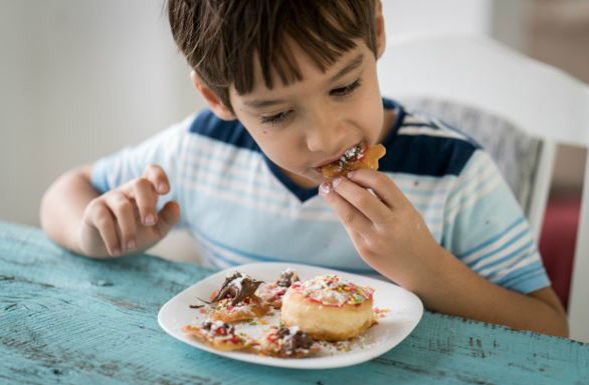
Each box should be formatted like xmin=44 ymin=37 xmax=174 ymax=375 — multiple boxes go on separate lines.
xmin=79 ymin=164 xmax=181 ymax=258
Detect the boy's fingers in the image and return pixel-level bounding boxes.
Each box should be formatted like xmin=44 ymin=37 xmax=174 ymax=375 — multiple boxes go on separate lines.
xmin=320 ymin=183 xmax=371 ymax=232
xmin=155 ymin=201 xmax=181 ymax=239
xmin=88 ymin=201 xmax=121 ymax=257
xmin=130 ymin=178 xmax=158 ymax=226
xmin=330 ymin=177 xmax=390 ymax=224
xmin=347 ymin=169 xmax=409 ymax=209
xmin=143 ymin=164 xmax=170 ymax=195
xmin=104 ymin=192 xmax=138 ymax=252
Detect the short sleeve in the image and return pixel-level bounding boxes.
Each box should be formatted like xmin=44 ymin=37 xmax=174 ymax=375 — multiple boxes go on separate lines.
xmin=90 ymin=117 xmax=193 ymax=229
xmin=441 ymin=150 xmax=550 ymax=294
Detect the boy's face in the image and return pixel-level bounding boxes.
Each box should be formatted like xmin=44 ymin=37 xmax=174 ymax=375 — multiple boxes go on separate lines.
xmin=194 ymin=2 xmax=389 ymax=189
xmin=229 ymin=39 xmax=390 ymax=189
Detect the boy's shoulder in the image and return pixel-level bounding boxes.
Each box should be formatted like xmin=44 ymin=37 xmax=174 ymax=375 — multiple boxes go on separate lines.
xmin=382 ymin=99 xmax=483 ymax=179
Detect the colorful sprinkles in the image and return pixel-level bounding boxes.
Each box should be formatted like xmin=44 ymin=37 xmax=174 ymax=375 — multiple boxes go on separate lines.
xmin=291 ymin=274 xmax=374 ymax=307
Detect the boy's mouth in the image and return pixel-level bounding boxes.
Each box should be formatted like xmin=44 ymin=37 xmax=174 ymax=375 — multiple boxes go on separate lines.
xmin=313 ymin=142 xmax=365 ymax=173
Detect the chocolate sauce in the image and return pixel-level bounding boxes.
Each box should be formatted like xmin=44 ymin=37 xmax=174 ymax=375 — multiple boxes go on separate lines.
xmin=209 ymin=272 xmax=263 ymax=306
xmin=276 ymin=327 xmax=315 ymax=355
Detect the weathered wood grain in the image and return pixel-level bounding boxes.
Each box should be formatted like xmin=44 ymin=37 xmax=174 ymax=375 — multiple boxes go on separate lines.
xmin=1 ymin=221 xmax=588 ymax=385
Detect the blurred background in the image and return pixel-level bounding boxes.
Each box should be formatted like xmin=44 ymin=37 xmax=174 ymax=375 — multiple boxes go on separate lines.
xmin=0 ymin=0 xmax=587 ymax=308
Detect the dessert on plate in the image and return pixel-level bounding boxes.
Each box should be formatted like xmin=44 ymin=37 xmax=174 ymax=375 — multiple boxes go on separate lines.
xmin=280 ymin=274 xmax=375 ymax=341
xmin=183 ymin=320 xmax=254 ymax=351
xmin=207 ymin=272 xmax=269 ymax=323
xmin=184 ymin=269 xmax=380 ymax=358
xmin=255 ymin=268 xmax=300 ymax=309
xmin=258 ymin=326 xmax=319 ymax=358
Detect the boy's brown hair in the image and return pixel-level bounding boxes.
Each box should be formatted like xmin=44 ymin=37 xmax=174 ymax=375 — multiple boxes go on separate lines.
xmin=167 ymin=0 xmax=377 ymax=112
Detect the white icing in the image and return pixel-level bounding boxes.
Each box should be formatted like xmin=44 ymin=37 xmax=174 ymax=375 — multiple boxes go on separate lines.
xmin=298 ymin=275 xmax=372 ymax=306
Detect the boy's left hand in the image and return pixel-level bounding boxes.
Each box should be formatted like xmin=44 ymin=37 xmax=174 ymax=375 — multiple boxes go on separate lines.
xmin=319 ymin=169 xmax=443 ymax=287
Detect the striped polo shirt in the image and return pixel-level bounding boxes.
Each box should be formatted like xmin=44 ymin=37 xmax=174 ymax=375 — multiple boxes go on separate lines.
xmin=92 ymin=98 xmax=550 ymax=294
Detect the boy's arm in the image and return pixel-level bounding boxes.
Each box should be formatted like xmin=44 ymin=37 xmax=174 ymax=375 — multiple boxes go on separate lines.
xmin=319 ymin=170 xmax=569 ymax=337
xmin=41 ymin=121 xmax=191 ymax=258
xmin=40 ymin=165 xmax=100 ymax=254
xmin=40 ymin=164 xmax=180 ymax=258
xmin=411 ymin=246 xmax=568 ymax=336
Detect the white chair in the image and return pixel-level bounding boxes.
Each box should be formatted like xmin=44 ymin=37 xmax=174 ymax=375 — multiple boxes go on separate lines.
xmin=377 ymin=35 xmax=589 ymax=342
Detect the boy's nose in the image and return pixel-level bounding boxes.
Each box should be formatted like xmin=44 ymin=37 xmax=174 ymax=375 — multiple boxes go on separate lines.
xmin=305 ymin=112 xmax=347 ymax=154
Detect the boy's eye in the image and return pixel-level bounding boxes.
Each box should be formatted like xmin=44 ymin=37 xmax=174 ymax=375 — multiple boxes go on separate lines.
xmin=330 ymin=79 xmax=362 ymax=97
xmin=260 ymin=110 xmax=293 ymax=125
xmin=258 ymin=79 xmax=361 ymax=125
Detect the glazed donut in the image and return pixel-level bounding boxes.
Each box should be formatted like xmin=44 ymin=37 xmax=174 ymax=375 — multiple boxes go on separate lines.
xmin=183 ymin=321 xmax=254 ymax=351
xmin=281 ymin=275 xmax=375 ymax=341
xmin=321 ymin=144 xmax=386 ymax=178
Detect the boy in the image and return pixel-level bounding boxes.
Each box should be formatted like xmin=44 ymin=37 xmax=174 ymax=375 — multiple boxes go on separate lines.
xmin=40 ymin=0 xmax=568 ymax=336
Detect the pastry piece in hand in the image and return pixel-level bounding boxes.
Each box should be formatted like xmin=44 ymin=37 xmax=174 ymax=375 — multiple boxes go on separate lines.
xmin=208 ymin=272 xmax=269 ymax=323
xmin=255 ymin=268 xmax=300 ymax=309
xmin=258 ymin=326 xmax=319 ymax=358
xmin=321 ymin=143 xmax=386 ymax=178
xmin=281 ymin=274 xmax=375 ymax=341
xmin=183 ymin=320 xmax=254 ymax=351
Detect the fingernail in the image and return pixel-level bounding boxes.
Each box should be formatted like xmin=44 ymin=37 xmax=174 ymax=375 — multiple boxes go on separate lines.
xmin=144 ymin=214 xmax=156 ymax=226
xmin=126 ymin=240 xmax=136 ymax=251
xmin=318 ymin=182 xmax=332 ymax=196
xmin=332 ymin=177 xmax=344 ymax=189
xmin=112 ymin=248 xmax=121 ymax=257
xmin=157 ymin=184 xmax=167 ymax=194
xmin=347 ymin=171 xmax=356 ymax=178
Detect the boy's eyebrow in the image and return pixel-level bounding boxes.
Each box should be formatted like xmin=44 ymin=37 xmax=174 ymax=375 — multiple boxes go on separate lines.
xmin=244 ymin=54 xmax=365 ymax=110
xmin=329 ymin=53 xmax=364 ymax=84
xmin=244 ymin=98 xmax=287 ymax=110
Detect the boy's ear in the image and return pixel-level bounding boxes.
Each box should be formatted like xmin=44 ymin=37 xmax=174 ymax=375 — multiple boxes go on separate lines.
xmin=375 ymin=0 xmax=386 ymax=59
xmin=191 ymin=70 xmax=236 ymax=121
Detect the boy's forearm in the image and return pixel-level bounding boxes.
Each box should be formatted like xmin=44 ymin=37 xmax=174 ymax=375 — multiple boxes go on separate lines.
xmin=40 ymin=166 xmax=98 ymax=254
xmin=402 ymin=249 xmax=569 ymax=337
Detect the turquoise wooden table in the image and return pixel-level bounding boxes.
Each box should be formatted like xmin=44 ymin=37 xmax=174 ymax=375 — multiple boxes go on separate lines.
xmin=1 ymin=221 xmax=588 ymax=385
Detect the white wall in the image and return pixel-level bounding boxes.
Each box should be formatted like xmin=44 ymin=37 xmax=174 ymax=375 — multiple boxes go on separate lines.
xmin=382 ymin=0 xmax=532 ymax=51
xmin=382 ymin=0 xmax=492 ymax=37
xmin=0 ymin=0 xmax=203 ymax=225
xmin=0 ymin=0 xmax=530 ymax=262
xmin=0 ymin=0 xmax=204 ymax=261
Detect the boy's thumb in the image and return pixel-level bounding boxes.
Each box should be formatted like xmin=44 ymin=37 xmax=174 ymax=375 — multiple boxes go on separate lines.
xmin=156 ymin=200 xmax=181 ymax=238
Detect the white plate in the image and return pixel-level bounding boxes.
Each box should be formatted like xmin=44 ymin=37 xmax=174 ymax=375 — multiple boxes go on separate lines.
xmin=158 ymin=262 xmax=423 ymax=369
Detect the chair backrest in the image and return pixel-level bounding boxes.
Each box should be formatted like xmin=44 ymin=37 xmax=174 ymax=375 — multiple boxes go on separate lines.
xmin=377 ymin=35 xmax=589 ymax=342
